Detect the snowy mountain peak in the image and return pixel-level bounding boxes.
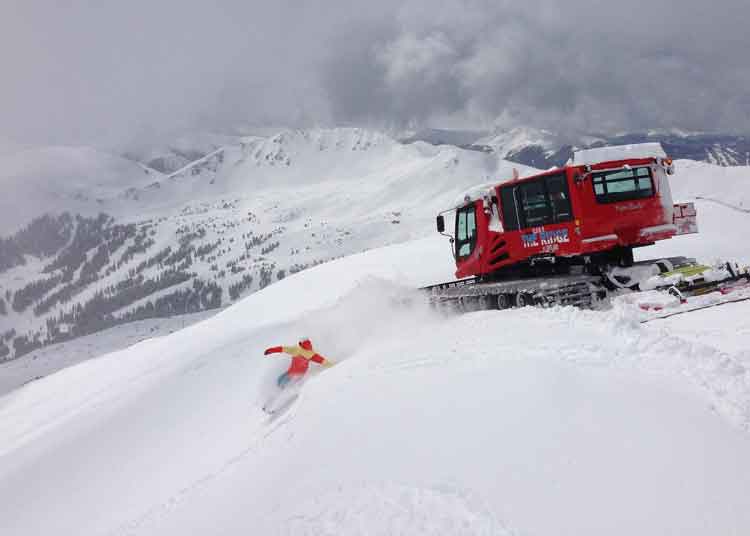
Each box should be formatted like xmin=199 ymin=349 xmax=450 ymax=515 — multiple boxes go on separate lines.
xmin=476 ymin=126 xmax=564 ymax=155
xmin=245 ymin=127 xmax=393 ymax=164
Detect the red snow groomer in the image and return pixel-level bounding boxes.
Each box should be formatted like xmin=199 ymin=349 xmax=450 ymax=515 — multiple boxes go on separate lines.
xmin=426 ymin=143 xmax=699 ymax=309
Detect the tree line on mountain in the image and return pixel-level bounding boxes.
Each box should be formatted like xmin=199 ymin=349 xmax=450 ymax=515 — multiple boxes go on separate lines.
xmin=12 ymin=275 xmax=62 ymax=313
xmin=118 ymin=230 xmax=156 ymax=267
xmin=1 ymin=209 xmax=314 ymax=361
xmin=42 ymin=214 xmax=116 ymax=279
xmin=228 ymin=274 xmax=254 ymax=300
xmin=6 ymin=222 xmax=232 ymax=359
xmin=123 ymin=278 xmax=222 ymax=323
xmin=24 ymin=220 xmax=211 ymax=319
xmin=14 ymin=215 xmax=145 ymax=316
xmin=35 ymin=270 xmax=222 ymax=352
xmin=0 ymin=213 xmax=75 ymax=273
xmin=0 ymin=324 xmax=10 ymax=359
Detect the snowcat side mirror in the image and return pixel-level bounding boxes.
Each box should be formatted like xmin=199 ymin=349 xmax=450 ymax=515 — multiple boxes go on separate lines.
xmin=436 ymin=215 xmax=445 ymax=233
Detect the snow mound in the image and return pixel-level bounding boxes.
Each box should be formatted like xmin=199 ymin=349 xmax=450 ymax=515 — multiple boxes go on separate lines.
xmin=271 ymin=482 xmax=513 ymax=536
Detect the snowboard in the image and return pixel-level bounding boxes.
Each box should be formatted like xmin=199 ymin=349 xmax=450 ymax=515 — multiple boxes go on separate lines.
xmin=262 ymin=392 xmax=299 ymax=419
xmin=262 ymin=380 xmax=304 ymax=418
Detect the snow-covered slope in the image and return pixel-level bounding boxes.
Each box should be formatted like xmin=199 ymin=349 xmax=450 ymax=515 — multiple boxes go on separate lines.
xmin=2 ymin=223 xmax=750 ymax=535
xmin=671 ymin=159 xmax=750 ymax=211
xmin=122 ymin=131 xmax=243 ymax=174
xmin=1 ymin=128 xmax=536 ymax=360
xmin=3 ymin=149 xmax=750 ymax=534
xmin=0 ymin=310 xmax=216 ymax=397
xmin=480 ymin=129 xmax=750 ymax=169
xmin=475 ymin=126 xmax=567 ymax=155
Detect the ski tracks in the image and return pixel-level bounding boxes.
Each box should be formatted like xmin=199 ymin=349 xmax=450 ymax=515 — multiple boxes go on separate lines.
xmin=104 ymin=384 xmax=308 ymax=536
xmin=694 ymin=196 xmax=750 ymax=214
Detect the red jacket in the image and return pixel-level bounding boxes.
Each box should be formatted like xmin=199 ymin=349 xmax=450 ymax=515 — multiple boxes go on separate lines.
xmin=264 ymin=341 xmax=329 ymax=376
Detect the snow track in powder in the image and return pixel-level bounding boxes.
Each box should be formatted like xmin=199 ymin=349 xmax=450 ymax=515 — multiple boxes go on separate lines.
xmin=2 ymin=185 xmax=750 ymax=535
xmin=90 ymin=284 xmax=750 ymax=535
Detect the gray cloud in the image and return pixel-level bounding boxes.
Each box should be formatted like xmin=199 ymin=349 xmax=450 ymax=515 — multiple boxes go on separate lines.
xmin=323 ymin=0 xmax=750 ymax=134
xmin=2 ymin=0 xmax=749 ymax=148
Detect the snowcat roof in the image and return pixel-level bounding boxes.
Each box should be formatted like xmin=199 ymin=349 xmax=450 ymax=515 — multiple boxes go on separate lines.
xmin=571 ymin=143 xmax=667 ymax=166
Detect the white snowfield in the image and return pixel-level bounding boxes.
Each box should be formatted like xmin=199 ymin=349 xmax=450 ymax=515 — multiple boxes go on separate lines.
xmin=1 ymin=143 xmax=750 ymax=535
xmin=2 ymin=225 xmax=750 ymax=535
xmin=0 ymin=311 xmax=216 ymax=397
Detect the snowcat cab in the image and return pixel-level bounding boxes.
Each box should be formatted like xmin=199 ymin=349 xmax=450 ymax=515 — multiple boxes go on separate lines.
xmin=438 ymin=143 xmax=697 ymax=281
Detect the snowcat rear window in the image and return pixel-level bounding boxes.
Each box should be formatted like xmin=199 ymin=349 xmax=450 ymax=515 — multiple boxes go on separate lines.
xmin=455 ymin=205 xmax=477 ymax=259
xmin=592 ymin=167 xmax=654 ymax=204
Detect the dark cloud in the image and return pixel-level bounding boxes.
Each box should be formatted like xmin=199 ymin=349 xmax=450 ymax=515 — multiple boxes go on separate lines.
xmin=2 ymin=0 xmax=749 ymax=147
xmin=323 ymin=0 xmax=750 ymax=134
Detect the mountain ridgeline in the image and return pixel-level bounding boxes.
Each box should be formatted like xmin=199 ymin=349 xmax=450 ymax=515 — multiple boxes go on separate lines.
xmin=510 ymin=133 xmax=750 ymax=169
xmin=2 ymin=126 xmax=747 ymax=362
xmin=407 ymin=129 xmax=750 ymax=168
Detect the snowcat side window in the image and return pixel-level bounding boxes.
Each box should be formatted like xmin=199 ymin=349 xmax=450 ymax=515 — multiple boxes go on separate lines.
xmin=518 ymin=180 xmax=551 ymax=228
xmin=501 ymin=173 xmax=570 ymax=230
xmin=499 ymin=186 xmax=519 ymax=231
xmin=545 ymin=173 xmax=572 ymax=223
xmin=592 ymin=167 xmax=654 ymax=203
xmin=455 ymin=205 xmax=477 ymax=259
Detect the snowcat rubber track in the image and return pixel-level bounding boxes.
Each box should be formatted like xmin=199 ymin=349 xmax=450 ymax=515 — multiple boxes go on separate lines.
xmin=422 ymin=274 xmax=600 ymax=310
xmin=420 ymin=257 xmax=703 ymax=312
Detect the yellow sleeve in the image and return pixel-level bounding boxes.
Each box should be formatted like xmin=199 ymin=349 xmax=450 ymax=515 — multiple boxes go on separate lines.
xmin=281 ymin=345 xmax=300 ymax=355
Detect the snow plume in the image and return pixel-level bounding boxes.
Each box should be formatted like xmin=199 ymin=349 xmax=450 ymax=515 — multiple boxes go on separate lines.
xmin=257 ymin=277 xmax=442 ymax=398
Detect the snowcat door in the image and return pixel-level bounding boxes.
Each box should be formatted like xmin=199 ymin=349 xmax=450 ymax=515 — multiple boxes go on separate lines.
xmin=673 ymin=202 xmax=698 ymax=235
xmin=454 ymin=204 xmax=480 ymax=277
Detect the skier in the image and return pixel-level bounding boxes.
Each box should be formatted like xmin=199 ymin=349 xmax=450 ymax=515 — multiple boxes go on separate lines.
xmin=264 ymin=337 xmax=334 ymax=389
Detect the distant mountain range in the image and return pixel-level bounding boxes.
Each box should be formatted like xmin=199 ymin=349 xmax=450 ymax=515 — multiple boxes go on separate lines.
xmin=0 ymin=128 xmax=533 ymax=361
xmin=403 ymin=128 xmax=750 ymax=168
xmin=2 ymin=125 xmax=748 ymax=361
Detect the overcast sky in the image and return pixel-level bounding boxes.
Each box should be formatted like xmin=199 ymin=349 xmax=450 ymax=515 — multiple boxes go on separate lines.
xmin=2 ymin=0 xmax=749 ymax=148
